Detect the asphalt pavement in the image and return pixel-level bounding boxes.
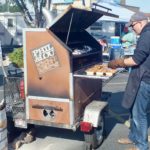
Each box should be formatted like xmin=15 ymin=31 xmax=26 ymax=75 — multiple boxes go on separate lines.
xmin=1 ymin=68 xmax=150 ymax=150
xmin=18 ymin=71 xmax=132 ymax=150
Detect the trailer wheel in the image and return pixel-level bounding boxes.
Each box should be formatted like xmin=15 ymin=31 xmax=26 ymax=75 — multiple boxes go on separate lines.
xmin=84 ymin=115 xmax=104 ymax=149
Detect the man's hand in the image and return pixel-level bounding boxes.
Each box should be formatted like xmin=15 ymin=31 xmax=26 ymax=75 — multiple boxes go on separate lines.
xmin=108 ymin=58 xmax=126 ymax=69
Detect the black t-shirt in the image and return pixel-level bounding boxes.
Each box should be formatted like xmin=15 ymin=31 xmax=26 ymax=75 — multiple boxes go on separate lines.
xmin=142 ymin=71 xmax=150 ymax=83
xmin=132 ymin=23 xmax=150 ymax=83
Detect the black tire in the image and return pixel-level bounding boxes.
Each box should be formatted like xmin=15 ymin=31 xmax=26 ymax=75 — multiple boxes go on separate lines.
xmin=84 ymin=115 xmax=104 ymax=150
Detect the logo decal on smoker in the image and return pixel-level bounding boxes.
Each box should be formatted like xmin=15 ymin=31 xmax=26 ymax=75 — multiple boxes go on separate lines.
xmin=32 ymin=43 xmax=60 ymax=75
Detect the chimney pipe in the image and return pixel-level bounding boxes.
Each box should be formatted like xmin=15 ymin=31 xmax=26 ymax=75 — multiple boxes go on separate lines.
xmin=42 ymin=7 xmax=57 ymax=29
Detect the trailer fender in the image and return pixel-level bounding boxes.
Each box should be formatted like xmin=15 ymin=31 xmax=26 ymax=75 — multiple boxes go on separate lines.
xmin=83 ymin=101 xmax=108 ymax=128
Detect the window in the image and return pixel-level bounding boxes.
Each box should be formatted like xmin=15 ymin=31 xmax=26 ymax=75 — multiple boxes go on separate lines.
xmin=90 ymin=22 xmax=102 ymax=30
xmin=115 ymin=22 xmax=126 ymax=36
xmin=8 ymin=18 xmax=14 ymax=28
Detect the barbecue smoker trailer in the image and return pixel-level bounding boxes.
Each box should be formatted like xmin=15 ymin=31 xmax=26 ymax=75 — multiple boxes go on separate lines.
xmin=5 ymin=5 xmax=118 ymax=150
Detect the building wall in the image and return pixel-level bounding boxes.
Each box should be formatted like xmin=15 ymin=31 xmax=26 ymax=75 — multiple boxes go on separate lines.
xmin=0 ymin=12 xmax=27 ymax=47
xmin=88 ymin=20 xmax=126 ymax=43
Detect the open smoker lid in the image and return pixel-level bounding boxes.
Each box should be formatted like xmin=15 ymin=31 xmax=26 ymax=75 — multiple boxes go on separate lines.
xmin=49 ymin=5 xmax=118 ymax=32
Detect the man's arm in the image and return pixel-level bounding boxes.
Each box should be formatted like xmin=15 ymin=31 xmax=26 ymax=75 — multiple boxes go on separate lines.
xmin=124 ymin=57 xmax=137 ymax=66
xmin=108 ymin=57 xmax=137 ymax=69
xmin=108 ymin=31 xmax=150 ymax=69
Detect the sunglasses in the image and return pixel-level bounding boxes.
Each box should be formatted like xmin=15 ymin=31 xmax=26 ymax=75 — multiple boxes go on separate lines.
xmin=130 ymin=22 xmax=139 ymax=28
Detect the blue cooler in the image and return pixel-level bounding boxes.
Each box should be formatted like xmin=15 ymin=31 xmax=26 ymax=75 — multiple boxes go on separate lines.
xmin=110 ymin=36 xmax=123 ymax=60
xmin=110 ymin=36 xmax=121 ymax=48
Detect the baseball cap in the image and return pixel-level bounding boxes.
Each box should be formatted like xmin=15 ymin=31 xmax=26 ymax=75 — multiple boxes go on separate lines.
xmin=126 ymin=12 xmax=148 ymax=27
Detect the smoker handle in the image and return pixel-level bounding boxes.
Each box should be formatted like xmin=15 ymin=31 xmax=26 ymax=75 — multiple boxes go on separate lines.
xmin=32 ymin=105 xmax=63 ymax=111
xmin=92 ymin=3 xmax=112 ymax=12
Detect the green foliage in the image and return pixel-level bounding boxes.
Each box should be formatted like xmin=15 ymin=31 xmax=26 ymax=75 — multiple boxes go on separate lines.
xmin=0 ymin=3 xmax=7 ymax=12
xmin=8 ymin=47 xmax=24 ymax=68
xmin=9 ymin=5 xmax=22 ymax=12
xmin=0 ymin=2 xmax=21 ymax=12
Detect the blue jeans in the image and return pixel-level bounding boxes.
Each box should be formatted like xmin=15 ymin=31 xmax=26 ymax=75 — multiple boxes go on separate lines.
xmin=129 ymin=81 xmax=150 ymax=150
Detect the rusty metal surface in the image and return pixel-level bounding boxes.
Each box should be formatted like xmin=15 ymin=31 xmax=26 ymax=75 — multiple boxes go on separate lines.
xmin=74 ymin=77 xmax=102 ymax=121
xmin=23 ymin=5 xmax=108 ymax=128
xmin=26 ymin=30 xmax=70 ymax=98
xmin=29 ymin=98 xmax=70 ymax=125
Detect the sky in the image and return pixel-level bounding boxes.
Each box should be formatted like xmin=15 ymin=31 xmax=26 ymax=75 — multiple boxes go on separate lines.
xmin=126 ymin=0 xmax=150 ymax=13
xmin=99 ymin=0 xmax=150 ymax=13
xmin=0 ymin=0 xmax=150 ymax=13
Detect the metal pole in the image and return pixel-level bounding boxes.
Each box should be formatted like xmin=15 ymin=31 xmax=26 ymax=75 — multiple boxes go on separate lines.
xmin=6 ymin=0 xmax=9 ymax=12
xmin=0 ymin=41 xmax=7 ymax=78
xmin=66 ymin=12 xmax=74 ymax=45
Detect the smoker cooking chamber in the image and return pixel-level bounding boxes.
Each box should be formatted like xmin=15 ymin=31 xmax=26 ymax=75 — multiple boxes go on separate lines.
xmin=23 ymin=6 xmax=118 ymax=129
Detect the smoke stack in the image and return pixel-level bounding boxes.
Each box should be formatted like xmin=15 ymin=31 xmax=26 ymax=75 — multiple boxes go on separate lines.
xmin=42 ymin=7 xmax=57 ymax=29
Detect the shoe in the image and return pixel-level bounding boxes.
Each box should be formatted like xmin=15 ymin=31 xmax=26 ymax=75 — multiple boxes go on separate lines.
xmin=118 ymin=138 xmax=133 ymax=144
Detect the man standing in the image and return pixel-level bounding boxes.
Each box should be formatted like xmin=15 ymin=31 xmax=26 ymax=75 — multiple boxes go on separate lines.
xmin=121 ymin=27 xmax=137 ymax=55
xmin=108 ymin=12 xmax=150 ymax=150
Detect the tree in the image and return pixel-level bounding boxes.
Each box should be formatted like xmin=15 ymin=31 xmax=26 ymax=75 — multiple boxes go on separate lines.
xmin=28 ymin=0 xmax=47 ymax=27
xmin=0 ymin=3 xmax=7 ymax=12
xmin=14 ymin=0 xmax=51 ymax=27
xmin=14 ymin=0 xmax=35 ymax=27
xmin=0 ymin=0 xmax=52 ymax=27
xmin=8 ymin=47 xmax=24 ymax=68
xmin=0 ymin=0 xmax=21 ymax=12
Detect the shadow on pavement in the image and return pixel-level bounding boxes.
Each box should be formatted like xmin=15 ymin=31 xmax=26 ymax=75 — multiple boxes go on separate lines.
xmin=31 ymin=91 xmax=129 ymax=143
xmin=34 ymin=125 xmax=84 ymax=141
xmin=102 ymin=91 xmax=130 ymax=138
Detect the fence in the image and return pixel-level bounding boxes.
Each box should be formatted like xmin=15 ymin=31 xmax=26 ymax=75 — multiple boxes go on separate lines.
xmin=3 ymin=77 xmax=25 ymax=119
